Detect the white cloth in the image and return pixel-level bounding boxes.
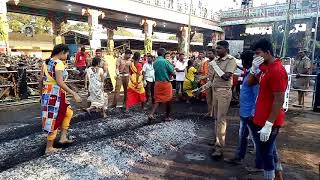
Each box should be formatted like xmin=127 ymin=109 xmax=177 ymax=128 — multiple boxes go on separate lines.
xmin=86 ymin=67 xmax=107 ymax=109
xmin=210 ymin=60 xmax=225 ymax=77
xmin=142 ymin=63 xmax=155 ymax=82
xmin=175 ymin=60 xmax=187 ymax=81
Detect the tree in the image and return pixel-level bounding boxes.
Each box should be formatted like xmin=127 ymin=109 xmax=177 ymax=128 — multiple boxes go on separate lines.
xmin=114 ymin=27 xmax=134 ymax=37
xmin=168 ymin=33 xmax=203 ymax=42
xmin=168 ymin=35 xmax=177 ymax=40
xmin=56 ymin=21 xmax=91 ymax=34
xmin=192 ymin=33 xmax=203 ymax=43
xmin=152 ymin=34 xmax=159 ymax=39
xmin=68 ymin=22 xmax=90 ymax=32
xmin=7 ymin=12 xmax=52 ymax=34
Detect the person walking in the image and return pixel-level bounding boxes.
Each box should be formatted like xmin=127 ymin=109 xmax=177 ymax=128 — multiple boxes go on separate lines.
xmin=224 ymin=50 xmax=262 ymax=168
xmin=74 ymin=47 xmax=88 ymax=78
xmin=126 ymin=52 xmax=146 ymax=112
xmin=111 ymin=49 xmax=132 ymax=108
xmin=293 ymin=49 xmax=311 ymax=107
xmin=249 ymin=39 xmax=287 ymax=180
xmin=148 ymin=48 xmax=175 ymax=123
xmin=174 ymin=53 xmax=187 ymax=99
xmin=194 ymin=51 xmax=205 ymax=72
xmin=210 ymin=41 xmax=237 ymax=159
xmin=198 ymin=51 xmax=209 ymax=101
xmin=39 ymin=44 xmax=82 ymax=154
xmin=143 ymin=55 xmax=155 ymax=105
xmin=183 ymin=59 xmax=198 ymax=103
xmin=85 ymin=57 xmax=107 ymax=118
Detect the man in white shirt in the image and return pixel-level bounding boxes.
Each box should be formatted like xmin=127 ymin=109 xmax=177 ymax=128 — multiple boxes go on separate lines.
xmin=175 ymin=53 xmax=187 ymax=97
xmin=143 ymin=55 xmax=155 ymax=104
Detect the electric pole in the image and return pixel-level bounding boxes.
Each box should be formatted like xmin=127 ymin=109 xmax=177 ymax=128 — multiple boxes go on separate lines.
xmin=311 ymin=0 xmax=319 ymax=64
xmin=281 ymin=0 xmax=292 ymax=58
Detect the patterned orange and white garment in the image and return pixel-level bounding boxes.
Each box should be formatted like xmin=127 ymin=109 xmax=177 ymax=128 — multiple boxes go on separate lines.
xmin=41 ymin=59 xmax=69 ymax=133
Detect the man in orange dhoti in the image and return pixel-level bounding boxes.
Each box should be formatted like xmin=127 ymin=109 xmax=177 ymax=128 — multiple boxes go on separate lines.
xmin=148 ymin=48 xmax=175 ymax=124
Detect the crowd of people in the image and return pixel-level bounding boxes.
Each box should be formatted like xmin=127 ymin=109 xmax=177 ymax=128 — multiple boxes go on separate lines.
xmin=39 ymin=38 xmax=291 ymax=180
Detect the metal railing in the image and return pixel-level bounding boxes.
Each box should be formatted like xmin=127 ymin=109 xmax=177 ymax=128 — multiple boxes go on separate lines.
xmin=0 ymin=69 xmax=84 ymax=100
xmin=289 ymin=73 xmax=317 ymax=108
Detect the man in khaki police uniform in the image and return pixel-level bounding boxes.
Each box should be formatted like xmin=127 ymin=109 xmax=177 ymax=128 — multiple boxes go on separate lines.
xmin=210 ymin=40 xmax=237 ymax=159
xmin=294 ymin=49 xmax=311 ymax=106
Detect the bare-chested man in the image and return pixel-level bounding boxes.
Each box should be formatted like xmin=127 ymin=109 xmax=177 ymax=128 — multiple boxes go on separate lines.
xmin=111 ymin=49 xmax=133 ymax=108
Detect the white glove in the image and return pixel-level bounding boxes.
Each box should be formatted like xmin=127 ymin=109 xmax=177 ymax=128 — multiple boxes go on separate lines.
xmin=258 ymin=121 xmax=273 ymax=142
xmin=250 ymin=56 xmax=264 ymax=74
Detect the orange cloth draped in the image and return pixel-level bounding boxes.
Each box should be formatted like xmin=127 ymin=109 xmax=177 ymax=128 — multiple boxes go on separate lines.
xmin=200 ymin=60 xmax=209 ymax=97
xmin=126 ymin=62 xmax=146 ymax=108
xmin=154 ymin=81 xmax=173 ymax=103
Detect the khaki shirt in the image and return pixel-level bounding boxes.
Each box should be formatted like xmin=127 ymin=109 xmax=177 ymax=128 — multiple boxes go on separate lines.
xmin=294 ymin=56 xmax=311 ymax=74
xmin=209 ymin=54 xmax=237 ymax=88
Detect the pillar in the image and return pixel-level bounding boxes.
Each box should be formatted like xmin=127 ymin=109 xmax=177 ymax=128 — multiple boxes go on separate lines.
xmin=48 ymin=16 xmax=66 ymax=45
xmin=176 ymin=26 xmax=189 ymax=54
xmin=83 ymin=8 xmax=105 ymax=51
xmin=142 ymin=19 xmax=156 ymax=54
xmin=0 ymin=0 xmax=9 ymax=54
xmin=102 ymin=23 xmax=117 ymax=55
xmin=107 ymin=28 xmax=115 ymax=55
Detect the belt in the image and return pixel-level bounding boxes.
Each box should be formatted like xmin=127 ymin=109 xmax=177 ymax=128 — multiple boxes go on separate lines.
xmin=119 ymin=73 xmax=129 ymax=77
xmin=213 ymin=87 xmax=231 ymax=90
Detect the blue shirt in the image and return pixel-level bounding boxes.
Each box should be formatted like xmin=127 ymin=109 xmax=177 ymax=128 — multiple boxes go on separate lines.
xmin=239 ymin=73 xmax=259 ymax=118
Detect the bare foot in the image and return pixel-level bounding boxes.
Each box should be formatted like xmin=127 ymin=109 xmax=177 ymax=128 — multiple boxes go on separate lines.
xmin=205 ymin=113 xmax=213 ymax=117
xmin=148 ymin=115 xmax=156 ymax=125
xmin=59 ymin=139 xmax=74 ymax=144
xmin=164 ymin=117 xmax=173 ymax=121
xmin=45 ymin=147 xmax=60 ymax=154
xmin=103 ymin=113 xmax=107 ymax=118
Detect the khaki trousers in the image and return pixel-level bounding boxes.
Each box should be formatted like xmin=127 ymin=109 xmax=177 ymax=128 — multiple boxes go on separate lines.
xmin=112 ymin=75 xmax=129 ymax=106
xmin=212 ymin=87 xmax=232 ymax=151
xmin=206 ymin=87 xmax=214 ymax=116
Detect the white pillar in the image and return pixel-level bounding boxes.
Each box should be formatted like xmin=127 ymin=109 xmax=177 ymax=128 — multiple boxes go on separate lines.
xmin=142 ymin=19 xmax=156 ymax=54
xmin=86 ymin=9 xmax=104 ymax=50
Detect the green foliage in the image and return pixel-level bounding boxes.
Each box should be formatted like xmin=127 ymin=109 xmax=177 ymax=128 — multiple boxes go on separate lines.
xmin=67 ymin=22 xmax=90 ymax=32
xmin=7 ymin=12 xmax=52 ymax=34
xmin=192 ymin=33 xmax=203 ymax=43
xmin=168 ymin=35 xmax=177 ymax=40
xmin=54 ymin=21 xmax=90 ymax=34
xmin=152 ymin=34 xmax=158 ymax=39
xmin=168 ymin=33 xmax=203 ymax=42
xmin=114 ymin=27 xmax=134 ymax=37
xmin=0 ymin=19 xmax=7 ymax=42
